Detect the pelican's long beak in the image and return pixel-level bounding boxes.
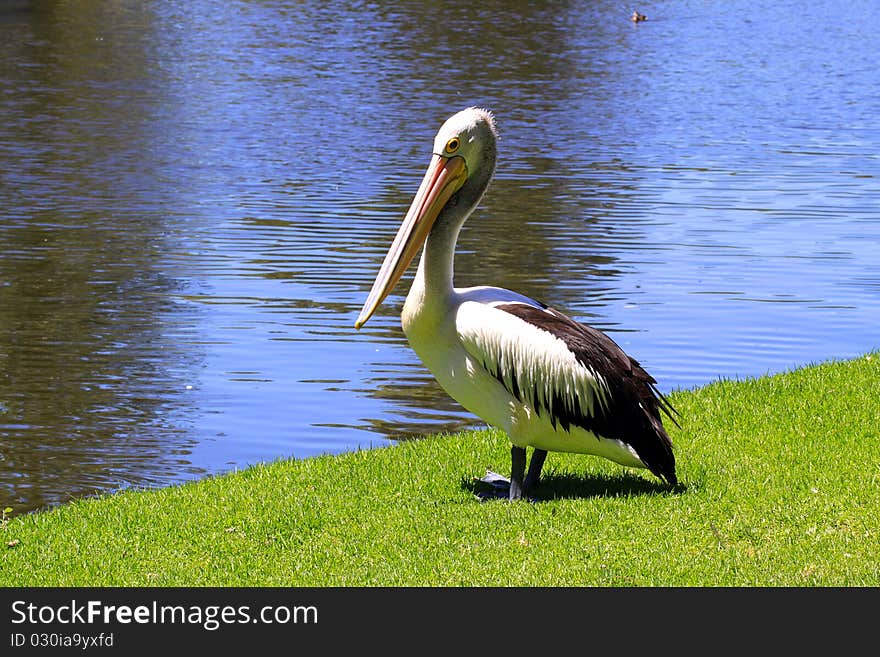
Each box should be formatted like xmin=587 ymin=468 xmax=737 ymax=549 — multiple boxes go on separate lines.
xmin=355 ymin=154 xmax=467 ymax=329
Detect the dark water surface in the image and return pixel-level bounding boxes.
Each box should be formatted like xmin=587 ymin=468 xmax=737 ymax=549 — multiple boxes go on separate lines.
xmin=1 ymin=1 xmax=878 ymax=512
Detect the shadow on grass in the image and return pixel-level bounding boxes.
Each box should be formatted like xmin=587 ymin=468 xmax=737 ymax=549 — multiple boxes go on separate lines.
xmin=461 ymin=470 xmax=686 ymax=502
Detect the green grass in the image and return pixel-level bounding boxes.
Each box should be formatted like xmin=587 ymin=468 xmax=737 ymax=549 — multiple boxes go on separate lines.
xmin=2 ymin=353 xmax=878 ymax=586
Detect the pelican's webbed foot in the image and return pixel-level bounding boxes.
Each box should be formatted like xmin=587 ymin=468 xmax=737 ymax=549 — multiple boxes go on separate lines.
xmin=474 ymin=447 xmax=547 ymax=501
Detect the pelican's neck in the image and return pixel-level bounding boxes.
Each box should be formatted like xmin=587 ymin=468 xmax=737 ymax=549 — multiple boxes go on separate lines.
xmin=413 ymin=212 xmax=461 ymax=301
xmin=402 ymin=214 xmax=463 ymax=335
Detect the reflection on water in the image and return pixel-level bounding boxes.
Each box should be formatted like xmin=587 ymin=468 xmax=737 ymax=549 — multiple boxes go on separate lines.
xmin=1 ymin=0 xmax=878 ymax=513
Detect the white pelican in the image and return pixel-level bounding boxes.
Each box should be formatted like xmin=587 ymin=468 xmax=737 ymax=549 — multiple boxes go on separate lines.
xmin=355 ymin=107 xmax=678 ymax=500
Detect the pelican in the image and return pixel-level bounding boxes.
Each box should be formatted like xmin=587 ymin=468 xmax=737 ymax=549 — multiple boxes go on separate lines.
xmin=355 ymin=107 xmax=678 ymax=500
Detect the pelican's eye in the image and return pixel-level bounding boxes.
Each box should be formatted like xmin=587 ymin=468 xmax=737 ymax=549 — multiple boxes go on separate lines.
xmin=445 ymin=137 xmax=460 ymax=153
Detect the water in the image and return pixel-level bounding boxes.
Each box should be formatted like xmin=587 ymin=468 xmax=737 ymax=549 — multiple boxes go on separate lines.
xmin=1 ymin=0 xmax=878 ymax=513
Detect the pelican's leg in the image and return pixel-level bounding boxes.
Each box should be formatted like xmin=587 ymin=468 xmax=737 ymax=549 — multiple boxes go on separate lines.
xmin=509 ymin=446 xmax=527 ymax=501
xmin=524 ymin=448 xmax=547 ymax=494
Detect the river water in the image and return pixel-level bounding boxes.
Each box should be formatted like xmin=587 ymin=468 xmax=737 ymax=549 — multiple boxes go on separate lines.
xmin=1 ymin=0 xmax=878 ymax=512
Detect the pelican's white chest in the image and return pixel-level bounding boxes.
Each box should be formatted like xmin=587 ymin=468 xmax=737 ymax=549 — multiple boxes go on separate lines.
xmin=400 ymin=276 xmax=461 ymax=381
xmin=401 ymin=278 xmax=520 ymax=436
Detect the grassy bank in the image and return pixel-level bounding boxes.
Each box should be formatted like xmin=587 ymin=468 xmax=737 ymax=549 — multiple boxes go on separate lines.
xmin=2 ymin=353 xmax=878 ymax=586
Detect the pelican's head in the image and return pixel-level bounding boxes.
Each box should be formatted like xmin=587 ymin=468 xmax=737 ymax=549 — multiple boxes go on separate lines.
xmin=354 ymin=107 xmax=498 ymax=329
xmin=431 ymin=107 xmax=497 ymax=178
